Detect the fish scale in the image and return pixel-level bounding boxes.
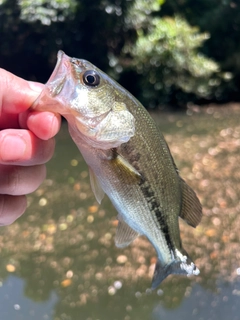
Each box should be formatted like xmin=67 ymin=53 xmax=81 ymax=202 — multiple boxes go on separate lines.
xmin=32 ymin=50 xmax=202 ymax=288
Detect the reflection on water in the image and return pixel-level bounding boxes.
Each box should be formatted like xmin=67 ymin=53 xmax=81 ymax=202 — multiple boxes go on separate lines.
xmin=0 ymin=105 xmax=240 ymax=320
xmin=0 ymin=276 xmax=58 ymax=319
xmin=152 ymin=281 xmax=240 ymax=320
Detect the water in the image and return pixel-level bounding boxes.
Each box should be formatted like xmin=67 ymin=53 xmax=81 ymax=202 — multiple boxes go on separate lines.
xmin=0 ymin=105 xmax=240 ymax=320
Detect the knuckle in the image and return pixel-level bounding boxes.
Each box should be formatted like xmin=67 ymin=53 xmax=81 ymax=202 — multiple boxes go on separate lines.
xmin=0 ymin=195 xmax=27 ymax=226
xmin=7 ymin=166 xmax=20 ymax=195
xmin=40 ymin=138 xmax=55 ymax=163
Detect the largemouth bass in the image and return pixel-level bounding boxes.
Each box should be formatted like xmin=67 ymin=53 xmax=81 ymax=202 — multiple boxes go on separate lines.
xmin=32 ymin=51 xmax=202 ymax=288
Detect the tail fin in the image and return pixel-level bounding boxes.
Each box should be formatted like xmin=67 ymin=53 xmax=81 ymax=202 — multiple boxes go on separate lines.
xmin=151 ymin=257 xmax=200 ymax=289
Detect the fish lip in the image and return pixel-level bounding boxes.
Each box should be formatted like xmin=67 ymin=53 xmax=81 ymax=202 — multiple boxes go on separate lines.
xmin=31 ymin=50 xmax=71 ymax=111
xmin=48 ymin=50 xmax=70 ymax=84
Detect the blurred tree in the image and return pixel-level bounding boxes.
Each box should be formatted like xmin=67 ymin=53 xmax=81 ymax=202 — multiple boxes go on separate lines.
xmin=0 ymin=0 xmax=238 ymax=108
xmin=18 ymin=0 xmax=77 ymax=25
xmin=115 ymin=0 xmax=220 ymax=108
xmin=160 ymin=0 xmax=240 ymax=101
xmin=0 ymin=0 xmax=130 ymax=81
xmin=108 ymin=0 xmax=220 ymax=108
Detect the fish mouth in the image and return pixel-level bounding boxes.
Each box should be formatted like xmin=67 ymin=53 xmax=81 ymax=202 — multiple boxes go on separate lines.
xmin=32 ymin=50 xmax=71 ymax=112
xmin=52 ymin=50 xmax=66 ymax=79
xmin=48 ymin=50 xmax=70 ymax=87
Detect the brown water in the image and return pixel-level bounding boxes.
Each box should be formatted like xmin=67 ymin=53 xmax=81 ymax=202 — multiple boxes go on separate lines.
xmin=0 ymin=105 xmax=240 ymax=320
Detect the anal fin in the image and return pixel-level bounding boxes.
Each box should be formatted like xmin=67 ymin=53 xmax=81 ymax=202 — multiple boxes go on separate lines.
xmin=179 ymin=178 xmax=202 ymax=228
xmin=115 ymin=215 xmax=139 ymax=248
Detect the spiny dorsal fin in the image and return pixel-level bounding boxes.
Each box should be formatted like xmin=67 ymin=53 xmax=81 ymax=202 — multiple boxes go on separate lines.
xmin=115 ymin=215 xmax=139 ymax=248
xmin=179 ymin=178 xmax=202 ymax=228
xmin=89 ymin=167 xmax=105 ymax=204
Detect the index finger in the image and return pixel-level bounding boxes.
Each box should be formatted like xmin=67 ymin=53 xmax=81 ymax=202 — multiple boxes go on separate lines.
xmin=0 ymin=68 xmax=43 ymax=114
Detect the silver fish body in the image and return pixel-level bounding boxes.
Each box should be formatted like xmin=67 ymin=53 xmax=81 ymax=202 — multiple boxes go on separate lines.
xmin=33 ymin=51 xmax=202 ymax=288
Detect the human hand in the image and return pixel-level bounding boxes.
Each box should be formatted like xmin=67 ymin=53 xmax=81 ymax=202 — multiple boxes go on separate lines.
xmin=0 ymin=68 xmax=61 ymax=225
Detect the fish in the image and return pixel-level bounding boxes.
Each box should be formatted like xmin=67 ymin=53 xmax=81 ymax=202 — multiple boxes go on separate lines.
xmin=32 ymin=50 xmax=202 ymax=288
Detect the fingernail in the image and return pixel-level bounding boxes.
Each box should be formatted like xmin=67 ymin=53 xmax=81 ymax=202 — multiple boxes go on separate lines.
xmin=28 ymin=81 xmax=44 ymax=94
xmin=1 ymin=135 xmax=27 ymax=162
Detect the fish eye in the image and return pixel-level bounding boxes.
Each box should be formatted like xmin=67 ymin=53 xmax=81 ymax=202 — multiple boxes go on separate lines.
xmin=83 ymin=70 xmax=100 ymax=87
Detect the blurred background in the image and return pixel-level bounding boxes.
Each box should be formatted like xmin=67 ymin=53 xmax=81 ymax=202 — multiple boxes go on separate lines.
xmin=1 ymin=0 xmax=240 ymax=109
xmin=1 ymin=1 xmax=240 ymax=320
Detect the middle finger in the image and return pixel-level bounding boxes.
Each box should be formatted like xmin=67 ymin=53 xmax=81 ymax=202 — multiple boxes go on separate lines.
xmin=0 ymin=164 xmax=46 ymax=195
xmin=0 ymin=129 xmax=55 ymax=165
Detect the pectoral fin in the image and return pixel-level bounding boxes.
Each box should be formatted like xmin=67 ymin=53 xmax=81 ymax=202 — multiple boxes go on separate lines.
xmin=179 ymin=178 xmax=202 ymax=228
xmin=111 ymin=152 xmax=142 ymax=183
xmin=115 ymin=215 xmax=139 ymax=248
xmin=89 ymin=167 xmax=105 ymax=204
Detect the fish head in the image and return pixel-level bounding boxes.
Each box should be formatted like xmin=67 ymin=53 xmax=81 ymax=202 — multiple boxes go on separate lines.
xmin=32 ymin=51 xmax=135 ymax=149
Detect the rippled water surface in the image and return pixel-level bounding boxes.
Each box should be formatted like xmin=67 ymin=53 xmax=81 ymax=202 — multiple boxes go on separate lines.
xmin=1 ymin=105 xmax=240 ymax=320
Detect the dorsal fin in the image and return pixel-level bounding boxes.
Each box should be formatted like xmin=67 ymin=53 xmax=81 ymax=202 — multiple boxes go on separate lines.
xmin=179 ymin=178 xmax=202 ymax=228
xmin=115 ymin=215 xmax=139 ymax=248
xmin=89 ymin=167 xmax=105 ymax=204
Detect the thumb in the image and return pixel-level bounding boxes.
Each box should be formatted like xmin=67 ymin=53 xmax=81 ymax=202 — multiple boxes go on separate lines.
xmin=0 ymin=68 xmax=44 ymax=114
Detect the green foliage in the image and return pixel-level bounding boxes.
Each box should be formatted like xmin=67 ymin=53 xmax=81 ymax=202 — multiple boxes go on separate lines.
xmin=0 ymin=0 xmax=239 ymax=108
xmin=120 ymin=15 xmax=219 ymax=107
xmin=160 ymin=0 xmax=240 ymax=102
xmin=124 ymin=0 xmax=163 ymax=29
xmin=19 ymin=0 xmax=77 ymax=25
